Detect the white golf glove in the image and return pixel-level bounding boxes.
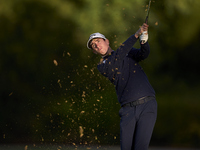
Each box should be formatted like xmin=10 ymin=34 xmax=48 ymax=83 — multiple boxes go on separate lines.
xmin=139 ymin=31 xmax=148 ymax=44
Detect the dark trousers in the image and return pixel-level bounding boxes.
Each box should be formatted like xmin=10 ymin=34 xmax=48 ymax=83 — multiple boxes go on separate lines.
xmin=119 ymin=99 xmax=157 ymax=150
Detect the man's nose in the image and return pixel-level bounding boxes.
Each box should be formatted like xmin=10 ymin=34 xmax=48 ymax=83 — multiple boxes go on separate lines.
xmin=96 ymin=43 xmax=100 ymax=47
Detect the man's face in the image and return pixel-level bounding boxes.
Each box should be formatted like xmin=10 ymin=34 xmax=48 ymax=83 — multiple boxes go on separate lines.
xmin=90 ymin=38 xmax=109 ymax=55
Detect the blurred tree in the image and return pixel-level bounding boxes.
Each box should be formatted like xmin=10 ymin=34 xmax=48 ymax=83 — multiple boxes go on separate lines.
xmin=0 ymin=0 xmax=81 ymax=143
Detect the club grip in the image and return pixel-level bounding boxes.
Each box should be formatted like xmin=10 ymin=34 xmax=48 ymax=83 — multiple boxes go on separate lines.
xmin=145 ymin=16 xmax=148 ymax=24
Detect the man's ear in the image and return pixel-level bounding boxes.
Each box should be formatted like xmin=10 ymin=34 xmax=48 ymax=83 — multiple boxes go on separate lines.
xmin=105 ymin=39 xmax=110 ymax=45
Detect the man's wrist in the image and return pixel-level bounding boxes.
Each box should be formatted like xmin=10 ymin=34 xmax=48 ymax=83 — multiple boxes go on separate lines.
xmin=135 ymin=31 xmax=142 ymax=38
xmin=134 ymin=34 xmax=139 ymax=39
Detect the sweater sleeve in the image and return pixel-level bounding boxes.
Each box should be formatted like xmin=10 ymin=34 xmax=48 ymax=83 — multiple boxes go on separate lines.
xmin=128 ymin=41 xmax=150 ymax=62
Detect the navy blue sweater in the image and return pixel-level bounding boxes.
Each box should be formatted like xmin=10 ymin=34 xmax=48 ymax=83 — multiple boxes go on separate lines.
xmin=97 ymin=34 xmax=155 ymax=106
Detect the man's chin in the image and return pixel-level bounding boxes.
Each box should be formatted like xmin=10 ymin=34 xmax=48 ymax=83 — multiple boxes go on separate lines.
xmin=101 ymin=49 xmax=109 ymax=56
xmin=101 ymin=52 xmax=108 ymax=56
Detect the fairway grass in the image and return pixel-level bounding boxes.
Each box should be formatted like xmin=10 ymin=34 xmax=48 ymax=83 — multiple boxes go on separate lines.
xmin=0 ymin=144 xmax=198 ymax=150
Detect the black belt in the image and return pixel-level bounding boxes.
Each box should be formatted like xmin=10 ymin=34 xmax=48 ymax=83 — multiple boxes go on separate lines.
xmin=122 ymin=96 xmax=155 ymax=107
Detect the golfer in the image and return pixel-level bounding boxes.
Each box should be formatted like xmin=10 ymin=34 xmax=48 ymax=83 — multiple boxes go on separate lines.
xmin=87 ymin=23 xmax=157 ymax=150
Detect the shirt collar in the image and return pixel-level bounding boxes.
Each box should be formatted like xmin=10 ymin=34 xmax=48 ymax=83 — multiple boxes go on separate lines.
xmin=102 ymin=50 xmax=114 ymax=59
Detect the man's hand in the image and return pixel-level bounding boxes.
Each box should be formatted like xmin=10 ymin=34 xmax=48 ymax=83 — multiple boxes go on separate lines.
xmin=135 ymin=23 xmax=149 ymax=38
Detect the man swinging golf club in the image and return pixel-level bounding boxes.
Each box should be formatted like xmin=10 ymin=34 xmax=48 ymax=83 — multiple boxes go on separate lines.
xmin=87 ymin=22 xmax=157 ymax=150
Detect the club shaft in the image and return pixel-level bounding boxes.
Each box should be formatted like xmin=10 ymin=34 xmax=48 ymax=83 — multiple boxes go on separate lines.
xmin=145 ymin=0 xmax=151 ymax=24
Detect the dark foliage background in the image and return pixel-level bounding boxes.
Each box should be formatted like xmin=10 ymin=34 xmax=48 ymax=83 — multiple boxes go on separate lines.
xmin=0 ymin=0 xmax=200 ymax=148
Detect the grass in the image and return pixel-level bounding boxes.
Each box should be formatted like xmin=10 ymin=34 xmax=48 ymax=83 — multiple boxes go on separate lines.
xmin=0 ymin=144 xmax=199 ymax=150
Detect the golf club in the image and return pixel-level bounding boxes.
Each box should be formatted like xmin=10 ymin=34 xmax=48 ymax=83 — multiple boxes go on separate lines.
xmin=145 ymin=0 xmax=152 ymax=24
